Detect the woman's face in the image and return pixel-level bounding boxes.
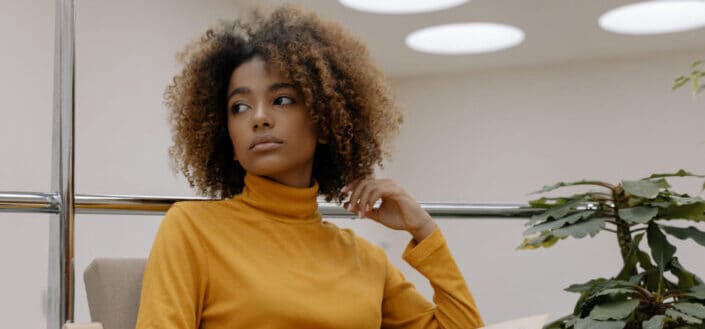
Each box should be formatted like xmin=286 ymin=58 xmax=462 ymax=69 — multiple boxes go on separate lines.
xmin=226 ymin=55 xmax=319 ymax=188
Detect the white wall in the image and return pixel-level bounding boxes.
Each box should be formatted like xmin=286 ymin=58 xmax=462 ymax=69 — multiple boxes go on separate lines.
xmin=2 ymin=0 xmax=705 ymax=327
xmin=1 ymin=1 xmax=54 ymax=327
xmin=384 ymin=50 xmax=705 ymax=323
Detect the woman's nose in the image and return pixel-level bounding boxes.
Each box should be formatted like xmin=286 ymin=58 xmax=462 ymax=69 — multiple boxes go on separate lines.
xmin=251 ymin=103 xmax=273 ymax=129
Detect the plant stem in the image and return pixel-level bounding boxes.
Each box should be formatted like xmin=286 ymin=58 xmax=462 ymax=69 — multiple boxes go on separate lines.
xmin=613 ymin=186 xmax=633 ymax=264
xmin=616 ymin=219 xmax=633 ymax=263
xmin=631 ymin=285 xmax=653 ymax=301
xmin=590 ymin=181 xmax=618 ymax=191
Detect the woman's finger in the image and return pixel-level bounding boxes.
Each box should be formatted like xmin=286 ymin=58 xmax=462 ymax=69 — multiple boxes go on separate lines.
xmin=341 ymin=180 xmax=360 ymax=212
xmin=357 ymin=182 xmax=378 ymax=217
xmin=365 ymin=187 xmax=384 ymax=213
xmin=347 ymin=178 xmax=368 ymax=213
xmin=341 ymin=177 xmax=364 ymax=195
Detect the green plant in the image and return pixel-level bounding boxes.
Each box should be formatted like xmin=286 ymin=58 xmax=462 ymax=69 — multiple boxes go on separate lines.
xmin=520 ymin=170 xmax=705 ymax=329
xmin=674 ymin=60 xmax=705 ymax=95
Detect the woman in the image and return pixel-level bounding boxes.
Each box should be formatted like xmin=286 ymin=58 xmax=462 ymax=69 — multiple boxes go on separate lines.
xmin=135 ymin=5 xmax=483 ymax=329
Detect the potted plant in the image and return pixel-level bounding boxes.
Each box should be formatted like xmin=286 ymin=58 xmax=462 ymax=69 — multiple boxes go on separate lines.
xmin=520 ymin=169 xmax=705 ymax=329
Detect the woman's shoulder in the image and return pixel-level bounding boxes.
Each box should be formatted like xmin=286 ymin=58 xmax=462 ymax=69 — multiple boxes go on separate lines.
xmin=321 ymin=221 xmax=388 ymax=259
xmin=167 ymin=198 xmax=236 ymax=217
xmin=159 ymin=199 xmax=237 ymax=230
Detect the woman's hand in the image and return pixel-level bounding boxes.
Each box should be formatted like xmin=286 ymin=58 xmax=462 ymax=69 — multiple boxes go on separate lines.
xmin=341 ymin=177 xmax=437 ymax=242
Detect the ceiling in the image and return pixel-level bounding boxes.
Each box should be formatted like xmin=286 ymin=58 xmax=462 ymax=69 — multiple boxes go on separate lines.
xmin=237 ymin=0 xmax=705 ymax=78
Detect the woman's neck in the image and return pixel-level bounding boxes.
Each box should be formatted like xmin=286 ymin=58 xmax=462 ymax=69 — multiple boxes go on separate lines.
xmin=231 ymin=172 xmax=321 ymax=222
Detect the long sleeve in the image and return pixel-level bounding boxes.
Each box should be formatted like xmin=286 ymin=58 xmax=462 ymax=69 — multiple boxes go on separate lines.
xmin=380 ymin=227 xmax=484 ymax=329
xmin=135 ymin=204 xmax=209 ymax=329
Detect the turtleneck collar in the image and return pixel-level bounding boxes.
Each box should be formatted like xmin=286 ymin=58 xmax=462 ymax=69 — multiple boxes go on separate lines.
xmin=231 ymin=172 xmax=321 ymax=224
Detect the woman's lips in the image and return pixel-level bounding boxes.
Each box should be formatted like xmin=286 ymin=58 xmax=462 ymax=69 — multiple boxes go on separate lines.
xmin=249 ymin=134 xmax=284 ymax=152
xmin=251 ymin=142 xmax=283 ymax=152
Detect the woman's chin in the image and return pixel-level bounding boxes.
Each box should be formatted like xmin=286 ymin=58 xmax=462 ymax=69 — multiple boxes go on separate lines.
xmin=241 ymin=162 xmax=285 ymax=177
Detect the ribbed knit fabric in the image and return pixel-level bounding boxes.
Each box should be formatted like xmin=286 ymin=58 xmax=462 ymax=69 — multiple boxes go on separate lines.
xmin=135 ymin=173 xmax=483 ymax=329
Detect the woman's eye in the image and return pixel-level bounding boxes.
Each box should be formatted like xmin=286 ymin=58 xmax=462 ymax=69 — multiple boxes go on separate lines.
xmin=231 ymin=103 xmax=249 ymax=114
xmin=274 ymin=96 xmax=295 ymax=106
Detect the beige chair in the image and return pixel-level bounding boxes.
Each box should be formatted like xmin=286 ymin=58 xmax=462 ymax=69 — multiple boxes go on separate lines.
xmin=74 ymin=258 xmax=147 ymax=329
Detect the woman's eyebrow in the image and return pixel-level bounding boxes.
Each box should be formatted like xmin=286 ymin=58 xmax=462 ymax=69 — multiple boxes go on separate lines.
xmin=269 ymin=82 xmax=296 ymax=92
xmin=227 ymin=82 xmax=295 ymax=101
xmin=227 ymin=87 xmax=250 ymax=101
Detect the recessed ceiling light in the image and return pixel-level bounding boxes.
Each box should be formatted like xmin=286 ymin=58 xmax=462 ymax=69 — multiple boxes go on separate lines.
xmin=599 ymin=0 xmax=705 ymax=35
xmin=338 ymin=0 xmax=469 ymax=14
xmin=405 ymin=23 xmax=525 ymax=55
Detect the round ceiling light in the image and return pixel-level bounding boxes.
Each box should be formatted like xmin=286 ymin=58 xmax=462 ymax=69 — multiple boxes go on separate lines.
xmin=405 ymin=23 xmax=525 ymax=55
xmin=599 ymin=0 xmax=705 ymax=35
xmin=338 ymin=0 xmax=468 ymax=14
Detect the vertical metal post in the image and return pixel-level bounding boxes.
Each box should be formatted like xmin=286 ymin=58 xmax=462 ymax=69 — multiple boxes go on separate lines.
xmin=48 ymin=0 xmax=76 ymax=328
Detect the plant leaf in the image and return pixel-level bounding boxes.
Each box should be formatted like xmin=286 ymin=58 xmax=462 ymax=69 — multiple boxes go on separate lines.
xmin=528 ymin=196 xmax=569 ymax=208
xmin=628 ymin=196 xmax=644 ymax=207
xmin=524 ymin=211 xmax=596 ymax=236
xmin=575 ymin=318 xmax=626 ymax=329
xmin=544 ymin=314 xmax=574 ymax=329
xmin=642 ymin=315 xmax=665 ymax=329
xmin=693 ymin=74 xmax=700 ymax=91
xmin=662 ymin=225 xmax=705 ymax=247
xmin=646 ymin=200 xmax=673 ymax=208
xmin=673 ymin=302 xmax=705 ymax=319
xmin=648 ymin=223 xmax=677 ymax=294
xmin=552 ymin=217 xmax=606 ymax=238
xmin=530 ymin=180 xmax=612 ymax=195
xmin=619 ymin=206 xmax=658 ymax=224
xmin=670 ymin=195 xmax=705 ymax=206
xmin=647 ymin=169 xmax=705 ymax=179
xmin=651 ymin=178 xmax=672 ymax=189
xmin=566 ymin=279 xmax=635 ymax=293
xmin=526 ymin=198 xmax=586 ymax=226
xmin=668 ymin=257 xmax=701 ymax=290
xmin=637 ymin=248 xmax=656 ymax=271
xmin=565 ymin=278 xmax=610 ymax=293
xmin=623 ymin=180 xmax=661 ymax=199
xmin=591 ymin=287 xmax=641 ymax=299
xmin=628 ymin=273 xmax=645 ymax=285
xmin=642 ymin=268 xmax=663 ymax=292
xmin=666 ymin=308 xmax=703 ymax=324
xmin=567 ymin=279 xmax=637 ymax=317
xmin=589 ymin=299 xmax=640 ymax=320
xmin=685 ymin=285 xmax=705 ymax=299
xmin=674 ymin=76 xmax=691 ymax=90
xmin=659 ymin=202 xmax=705 ymax=222
xmin=648 ymin=222 xmax=677 ymax=269
xmin=518 ymin=232 xmax=562 ymax=250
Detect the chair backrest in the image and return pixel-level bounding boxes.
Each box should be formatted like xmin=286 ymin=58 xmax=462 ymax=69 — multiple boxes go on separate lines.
xmin=83 ymin=258 xmax=147 ymax=329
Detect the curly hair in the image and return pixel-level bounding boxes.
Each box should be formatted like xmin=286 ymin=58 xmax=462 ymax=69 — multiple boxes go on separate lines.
xmin=165 ymin=4 xmax=403 ymax=202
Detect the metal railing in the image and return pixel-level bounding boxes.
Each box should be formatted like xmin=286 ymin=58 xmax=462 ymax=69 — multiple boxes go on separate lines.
xmin=0 ymin=1 xmax=537 ymax=328
xmin=0 ymin=192 xmax=538 ymax=217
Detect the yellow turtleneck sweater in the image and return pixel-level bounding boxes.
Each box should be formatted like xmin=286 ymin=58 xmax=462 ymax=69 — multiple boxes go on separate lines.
xmin=135 ymin=173 xmax=483 ymax=329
